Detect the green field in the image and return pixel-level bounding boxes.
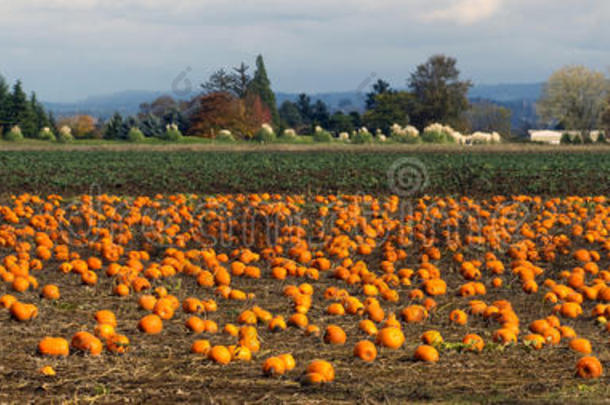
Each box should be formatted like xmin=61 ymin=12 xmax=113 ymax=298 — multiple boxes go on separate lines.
xmin=0 ymin=148 xmax=609 ymax=196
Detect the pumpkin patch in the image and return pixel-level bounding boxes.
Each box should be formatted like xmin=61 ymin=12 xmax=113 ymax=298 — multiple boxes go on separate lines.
xmin=0 ymin=193 xmax=608 ymax=401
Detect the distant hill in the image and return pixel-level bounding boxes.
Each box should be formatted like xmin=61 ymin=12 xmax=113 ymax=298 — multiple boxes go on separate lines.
xmin=44 ymin=83 xmax=544 ymax=130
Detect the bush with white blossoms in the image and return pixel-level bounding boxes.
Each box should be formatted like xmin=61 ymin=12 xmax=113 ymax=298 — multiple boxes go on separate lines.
xmin=164 ymin=123 xmax=183 ymax=141
xmin=56 ymin=125 xmax=74 ymax=143
xmin=4 ymin=125 xmax=24 ymax=141
xmin=338 ymin=132 xmax=350 ymax=142
xmin=375 ymin=129 xmax=387 ymax=142
xmin=38 ymin=127 xmax=56 ymax=141
xmin=351 ymin=127 xmax=373 ymax=144
xmin=312 ymin=125 xmax=333 ymax=143
xmin=254 ymin=123 xmax=276 ymax=143
xmin=422 ymin=123 xmax=461 ymax=144
xmin=390 ymin=124 xmax=420 ymax=144
xmin=466 ymin=131 xmax=502 ymax=144
xmin=57 ymin=126 xmax=74 ymax=143
xmin=421 ymin=123 xmax=502 ymax=145
xmin=217 ymin=129 xmax=235 ymax=142
xmin=281 ymin=128 xmax=298 ymax=139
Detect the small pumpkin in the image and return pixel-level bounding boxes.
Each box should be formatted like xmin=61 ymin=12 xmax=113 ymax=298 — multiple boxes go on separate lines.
xmin=376 ymin=327 xmax=405 ymax=349
xmin=353 ymin=340 xmax=377 ymax=362
xmin=414 ymin=345 xmax=439 ymax=362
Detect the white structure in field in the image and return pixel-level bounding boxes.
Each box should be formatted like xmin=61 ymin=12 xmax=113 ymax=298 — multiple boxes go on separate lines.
xmin=528 ymin=130 xmax=604 ymax=144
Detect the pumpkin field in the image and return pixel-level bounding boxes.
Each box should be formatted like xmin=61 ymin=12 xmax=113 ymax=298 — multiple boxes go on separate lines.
xmin=0 ymin=149 xmax=609 ymax=403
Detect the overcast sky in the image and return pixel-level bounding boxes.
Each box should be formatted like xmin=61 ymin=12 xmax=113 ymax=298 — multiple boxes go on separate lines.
xmin=1 ymin=0 xmax=608 ymax=102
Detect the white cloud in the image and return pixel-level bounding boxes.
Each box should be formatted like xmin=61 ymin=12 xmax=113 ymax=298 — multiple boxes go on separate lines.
xmin=0 ymin=0 xmax=608 ymax=101
xmin=424 ymin=0 xmax=503 ymax=25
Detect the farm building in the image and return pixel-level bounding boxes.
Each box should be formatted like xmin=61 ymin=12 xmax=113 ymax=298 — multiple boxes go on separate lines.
xmin=528 ymin=130 xmax=604 ymax=144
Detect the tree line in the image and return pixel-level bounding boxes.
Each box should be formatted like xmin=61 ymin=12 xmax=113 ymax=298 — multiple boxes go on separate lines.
xmin=2 ymin=56 xmax=609 ymax=142
xmin=0 ymin=76 xmax=53 ymax=139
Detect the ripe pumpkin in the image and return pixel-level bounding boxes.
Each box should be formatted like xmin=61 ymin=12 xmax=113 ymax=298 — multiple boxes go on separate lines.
xmin=306 ymin=360 xmax=335 ymax=382
xmin=278 ymin=353 xmax=296 ymax=371
xmin=41 ymin=285 xmax=60 ymax=300
xmin=138 ymin=314 xmax=163 ymax=334
xmin=575 ymin=356 xmax=603 ymax=379
xmin=421 ymin=330 xmax=443 ymax=345
xmin=10 ymin=301 xmax=38 ymax=321
xmin=38 ymin=337 xmax=69 ymax=357
xmin=95 ymin=310 xmax=117 ymax=327
xmin=208 ymin=345 xmax=232 ymax=365
xmin=569 ymin=338 xmax=592 ymax=354
xmin=449 ymin=309 xmax=468 ymax=325
xmin=414 ymin=345 xmax=439 ymax=362
xmin=376 ymin=327 xmax=405 ymax=349
xmin=191 ymin=339 xmax=211 ymax=355
xmin=71 ymin=331 xmax=103 ymax=356
xmin=262 ymin=356 xmax=286 ymax=376
xmin=462 ymin=334 xmax=485 ymax=352
xmin=324 ymin=325 xmax=347 ymax=345
xmin=106 ymin=334 xmax=130 ymax=354
xmin=353 ymin=340 xmax=377 ymax=362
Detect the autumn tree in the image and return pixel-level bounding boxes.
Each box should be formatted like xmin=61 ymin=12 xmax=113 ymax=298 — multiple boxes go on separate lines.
xmin=408 ymin=55 xmax=472 ymax=129
xmin=58 ymin=115 xmax=97 ymax=138
xmin=537 ymin=65 xmax=609 ymax=135
xmin=247 ymin=55 xmax=279 ymax=127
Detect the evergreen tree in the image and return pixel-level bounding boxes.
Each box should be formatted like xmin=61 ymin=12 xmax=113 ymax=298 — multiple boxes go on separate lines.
xmin=104 ymin=113 xmax=124 ymax=140
xmin=9 ymin=81 xmax=37 ymax=136
xmin=247 ymin=55 xmax=279 ymax=126
xmin=30 ymin=92 xmax=50 ymax=134
xmin=140 ymin=113 xmax=164 ymax=138
xmin=296 ymin=94 xmax=313 ymax=125
xmin=0 ymin=75 xmax=9 ymax=133
xmin=312 ymin=100 xmax=330 ymax=129
xmin=232 ymin=62 xmax=251 ymax=98
xmin=366 ymin=79 xmax=392 ymax=110
xmin=278 ymin=101 xmax=303 ymax=129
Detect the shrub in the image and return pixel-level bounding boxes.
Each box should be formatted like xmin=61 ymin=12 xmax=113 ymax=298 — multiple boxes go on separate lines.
xmin=421 ymin=130 xmax=446 ymax=143
xmin=38 ymin=127 xmax=56 ymax=141
xmin=560 ymin=133 xmax=572 ymax=145
xmin=313 ymin=126 xmax=333 ymax=143
xmin=253 ymin=124 xmax=276 ymax=143
xmin=338 ymin=132 xmax=350 ymax=142
xmin=280 ymin=128 xmax=298 ymax=140
xmin=596 ymin=132 xmax=607 ymax=144
xmin=163 ymin=123 xmax=183 ymax=141
xmin=571 ymin=134 xmax=583 ymax=144
xmin=391 ymin=124 xmax=420 ymax=144
xmin=4 ymin=126 xmax=24 ymax=142
xmin=57 ymin=126 xmax=74 ymax=143
xmin=351 ymin=127 xmax=373 ymax=144
xmin=127 ymin=127 xmax=145 ymax=143
xmin=216 ymin=129 xmax=236 ymax=143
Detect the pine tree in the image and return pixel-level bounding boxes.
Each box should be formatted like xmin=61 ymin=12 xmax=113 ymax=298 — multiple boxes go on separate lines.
xmin=9 ymin=81 xmax=37 ymax=137
xmin=104 ymin=113 xmax=124 ymax=139
xmin=247 ymin=55 xmax=279 ymax=127
xmin=30 ymin=92 xmax=50 ymax=135
xmin=0 ymin=74 xmax=9 ymax=134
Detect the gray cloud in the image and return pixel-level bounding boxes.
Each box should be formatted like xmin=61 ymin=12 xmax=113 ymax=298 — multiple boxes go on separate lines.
xmin=0 ymin=0 xmax=608 ymax=101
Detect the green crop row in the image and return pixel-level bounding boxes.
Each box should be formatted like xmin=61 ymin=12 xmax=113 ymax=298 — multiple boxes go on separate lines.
xmin=0 ymin=150 xmax=608 ymax=196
